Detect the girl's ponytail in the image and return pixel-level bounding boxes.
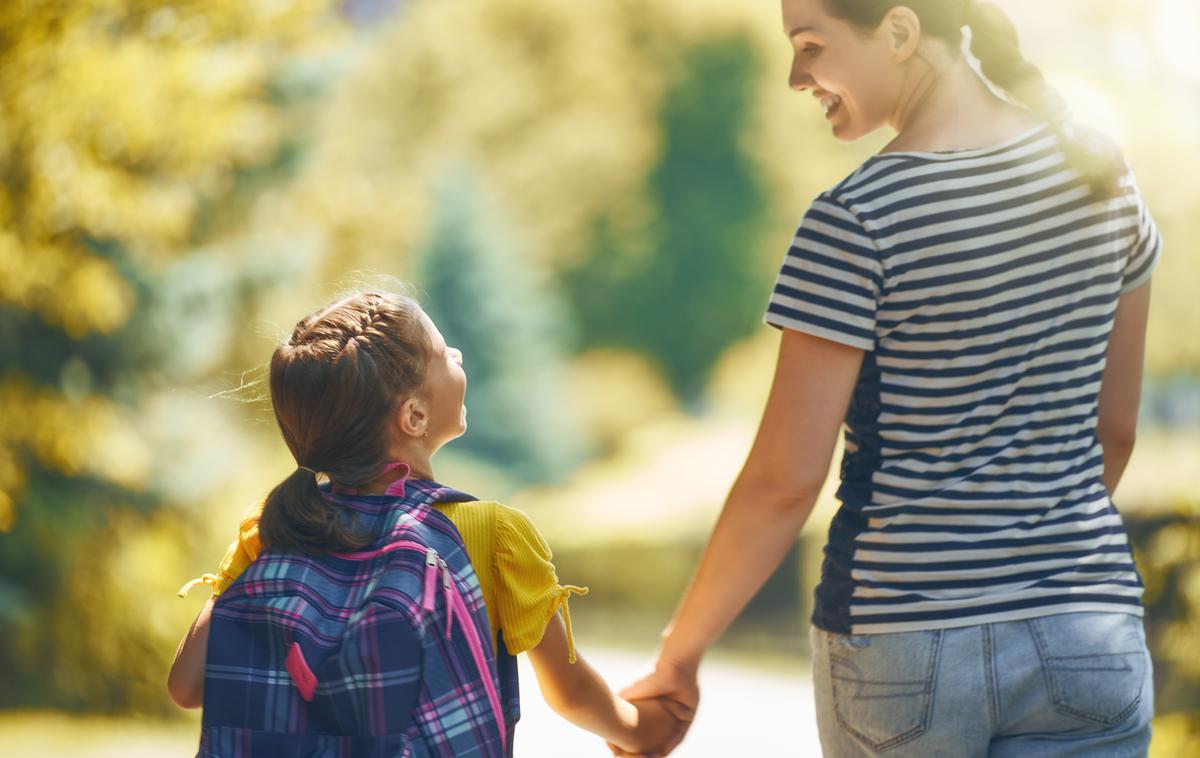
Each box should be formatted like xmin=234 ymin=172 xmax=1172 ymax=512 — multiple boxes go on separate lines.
xmin=260 ymin=465 xmax=372 ymax=554
xmin=964 ymin=1 xmax=1123 ymax=198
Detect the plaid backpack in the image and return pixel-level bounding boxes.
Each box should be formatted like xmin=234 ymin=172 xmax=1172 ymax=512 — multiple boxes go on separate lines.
xmin=199 ymin=481 xmax=506 ymax=758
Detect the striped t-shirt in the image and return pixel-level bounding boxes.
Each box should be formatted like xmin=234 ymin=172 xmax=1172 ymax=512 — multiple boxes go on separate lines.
xmin=765 ymin=123 xmax=1161 ymax=634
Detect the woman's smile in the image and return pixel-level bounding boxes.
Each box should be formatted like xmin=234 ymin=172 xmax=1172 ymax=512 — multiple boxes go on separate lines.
xmin=818 ymin=93 xmax=843 ymax=119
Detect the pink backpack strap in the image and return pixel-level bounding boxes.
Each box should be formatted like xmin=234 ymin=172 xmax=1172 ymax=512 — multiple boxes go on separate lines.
xmin=332 ymin=539 xmax=506 ymax=749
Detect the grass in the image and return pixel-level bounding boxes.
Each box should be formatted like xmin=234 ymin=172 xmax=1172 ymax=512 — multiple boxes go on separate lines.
xmin=0 ymin=710 xmax=201 ymax=757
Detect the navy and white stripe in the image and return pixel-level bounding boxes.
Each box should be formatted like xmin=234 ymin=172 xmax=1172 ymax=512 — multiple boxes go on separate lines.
xmin=766 ymin=124 xmax=1161 ymax=634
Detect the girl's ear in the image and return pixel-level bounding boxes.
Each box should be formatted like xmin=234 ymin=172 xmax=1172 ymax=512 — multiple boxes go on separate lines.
xmin=396 ymin=396 xmax=429 ymax=438
xmin=884 ymin=6 xmax=922 ymax=63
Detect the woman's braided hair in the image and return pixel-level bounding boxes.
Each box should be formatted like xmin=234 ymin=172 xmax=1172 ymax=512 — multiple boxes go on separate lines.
xmin=823 ymin=0 xmax=1122 ymax=197
xmin=260 ymin=291 xmax=432 ymax=553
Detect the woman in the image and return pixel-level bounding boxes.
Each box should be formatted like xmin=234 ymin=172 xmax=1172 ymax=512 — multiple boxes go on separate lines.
xmin=620 ymin=1 xmax=1160 ymax=756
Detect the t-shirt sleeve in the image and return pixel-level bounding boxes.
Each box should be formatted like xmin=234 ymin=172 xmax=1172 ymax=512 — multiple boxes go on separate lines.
xmin=214 ymin=502 xmax=264 ymax=594
xmin=176 ymin=500 xmax=264 ymax=598
xmin=1120 ymin=172 xmax=1162 ymax=294
xmin=492 ymin=505 xmax=587 ymax=660
xmin=764 ymin=194 xmax=883 ymax=351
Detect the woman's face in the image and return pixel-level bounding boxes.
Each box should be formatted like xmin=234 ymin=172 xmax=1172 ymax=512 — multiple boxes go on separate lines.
xmin=782 ymin=0 xmax=904 ymax=141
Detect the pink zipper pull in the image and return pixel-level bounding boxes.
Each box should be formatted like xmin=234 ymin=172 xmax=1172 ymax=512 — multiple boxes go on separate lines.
xmin=442 ymin=562 xmax=507 ymax=750
xmin=440 ymin=558 xmax=454 ymax=641
xmin=422 ymin=548 xmax=438 ymax=613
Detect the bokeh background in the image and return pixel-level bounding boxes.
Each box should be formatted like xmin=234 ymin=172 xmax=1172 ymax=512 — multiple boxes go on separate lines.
xmin=1 ymin=0 xmax=1197 ymax=755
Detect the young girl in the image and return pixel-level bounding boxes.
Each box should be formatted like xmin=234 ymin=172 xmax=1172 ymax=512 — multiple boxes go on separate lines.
xmin=622 ymin=1 xmax=1159 ymax=757
xmin=169 ymin=291 xmax=676 ymax=757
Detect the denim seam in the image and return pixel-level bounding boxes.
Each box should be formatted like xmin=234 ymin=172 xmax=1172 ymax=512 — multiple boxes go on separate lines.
xmin=1051 ymin=652 xmax=1142 ymax=662
xmin=830 ymin=630 xmax=943 ymax=752
xmin=1028 ymin=617 xmax=1143 ymax=727
xmin=982 ymin=624 xmax=1000 ymax=730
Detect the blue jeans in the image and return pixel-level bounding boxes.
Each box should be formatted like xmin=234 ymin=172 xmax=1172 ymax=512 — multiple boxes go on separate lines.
xmin=810 ymin=613 xmax=1153 ymax=757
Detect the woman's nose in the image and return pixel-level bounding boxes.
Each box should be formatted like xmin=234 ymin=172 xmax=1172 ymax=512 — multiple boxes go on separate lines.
xmin=789 ymin=58 xmax=814 ymax=92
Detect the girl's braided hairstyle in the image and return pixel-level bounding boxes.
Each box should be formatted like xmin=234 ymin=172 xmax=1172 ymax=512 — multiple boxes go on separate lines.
xmin=260 ymin=291 xmax=432 ymax=553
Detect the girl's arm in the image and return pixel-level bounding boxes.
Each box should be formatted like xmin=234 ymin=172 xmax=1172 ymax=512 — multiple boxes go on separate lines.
xmin=525 ymin=614 xmax=677 ymax=755
xmin=1097 ymin=282 xmax=1152 ymax=496
xmin=622 ymin=329 xmax=863 ymax=745
xmin=168 ymin=596 xmax=214 ymax=709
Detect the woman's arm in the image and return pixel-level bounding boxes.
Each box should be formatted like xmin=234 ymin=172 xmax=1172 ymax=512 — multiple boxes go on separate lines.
xmin=621 ymin=329 xmax=863 ymax=748
xmin=1097 ymin=282 xmax=1152 ymax=496
xmin=167 ymin=596 xmax=214 ymax=709
xmin=657 ymin=329 xmax=860 ymax=667
xmin=525 ymin=614 xmax=677 ymax=754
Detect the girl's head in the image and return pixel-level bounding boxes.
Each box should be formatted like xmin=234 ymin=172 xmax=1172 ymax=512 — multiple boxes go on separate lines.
xmin=782 ymin=0 xmax=1120 ymax=193
xmin=260 ymin=291 xmax=467 ymax=553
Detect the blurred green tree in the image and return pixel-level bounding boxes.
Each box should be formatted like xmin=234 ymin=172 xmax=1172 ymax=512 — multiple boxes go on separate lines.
xmin=565 ymin=34 xmax=772 ymax=401
xmin=414 ymin=172 xmax=581 ymax=481
xmin=285 ymin=0 xmax=862 ymax=402
xmin=0 ymin=0 xmax=340 ymax=713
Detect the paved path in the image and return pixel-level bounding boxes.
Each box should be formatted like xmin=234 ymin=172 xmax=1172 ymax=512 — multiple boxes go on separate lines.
xmin=516 ymin=648 xmax=821 ymax=757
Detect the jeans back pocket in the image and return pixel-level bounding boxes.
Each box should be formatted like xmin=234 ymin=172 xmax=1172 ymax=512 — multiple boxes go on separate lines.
xmin=828 ymin=629 xmax=943 ymax=752
xmin=1029 ymin=612 xmax=1148 ymax=727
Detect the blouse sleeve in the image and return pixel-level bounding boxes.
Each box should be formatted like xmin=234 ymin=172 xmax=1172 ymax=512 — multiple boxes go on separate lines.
xmin=1119 ymin=171 xmax=1162 ymax=294
xmin=177 ymin=500 xmax=265 ymax=598
xmin=492 ymin=505 xmax=588 ymax=662
xmin=764 ymin=194 xmax=883 ymax=351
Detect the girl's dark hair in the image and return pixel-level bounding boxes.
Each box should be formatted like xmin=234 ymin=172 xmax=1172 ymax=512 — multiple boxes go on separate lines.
xmin=260 ymin=291 xmax=432 ymax=553
xmin=823 ymin=0 xmax=1122 ymax=197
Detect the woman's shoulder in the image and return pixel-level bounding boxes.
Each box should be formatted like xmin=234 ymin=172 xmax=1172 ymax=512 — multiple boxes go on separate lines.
xmin=814 ymin=156 xmax=919 ymax=216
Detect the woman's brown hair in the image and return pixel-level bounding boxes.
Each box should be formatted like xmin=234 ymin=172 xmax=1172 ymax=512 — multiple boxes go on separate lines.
xmin=822 ymin=0 xmax=1122 ymax=198
xmin=259 ymin=291 xmax=432 ymax=553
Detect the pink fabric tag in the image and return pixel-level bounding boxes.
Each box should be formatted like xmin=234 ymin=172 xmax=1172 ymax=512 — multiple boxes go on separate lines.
xmin=285 ymin=642 xmax=318 ymax=702
xmin=382 ymin=462 xmax=412 ymax=496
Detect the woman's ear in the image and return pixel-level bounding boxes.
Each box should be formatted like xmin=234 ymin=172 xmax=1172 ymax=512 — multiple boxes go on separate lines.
xmin=396 ymin=396 xmax=429 ymax=439
xmin=884 ymin=6 xmax=922 ymax=63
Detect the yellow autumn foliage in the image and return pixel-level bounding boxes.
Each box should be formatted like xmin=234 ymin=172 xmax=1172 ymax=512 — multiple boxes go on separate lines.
xmin=0 ymin=0 xmax=336 ymax=335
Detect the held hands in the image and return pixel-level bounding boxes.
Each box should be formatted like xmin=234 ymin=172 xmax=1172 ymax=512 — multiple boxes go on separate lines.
xmin=606 ymin=658 xmax=701 ymax=757
xmin=605 ymin=697 xmax=686 ymax=758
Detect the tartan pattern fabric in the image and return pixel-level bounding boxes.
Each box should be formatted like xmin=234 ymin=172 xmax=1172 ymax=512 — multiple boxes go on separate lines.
xmin=199 ymin=481 xmax=507 ymax=758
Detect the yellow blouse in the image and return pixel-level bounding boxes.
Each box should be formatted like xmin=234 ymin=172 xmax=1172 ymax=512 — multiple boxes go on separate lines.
xmin=179 ymin=499 xmax=587 ymax=661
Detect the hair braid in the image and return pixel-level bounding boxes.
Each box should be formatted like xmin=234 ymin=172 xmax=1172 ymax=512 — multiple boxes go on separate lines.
xmin=965 ymin=2 xmax=1068 ymax=124
xmin=964 ymin=1 xmax=1121 ymax=197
